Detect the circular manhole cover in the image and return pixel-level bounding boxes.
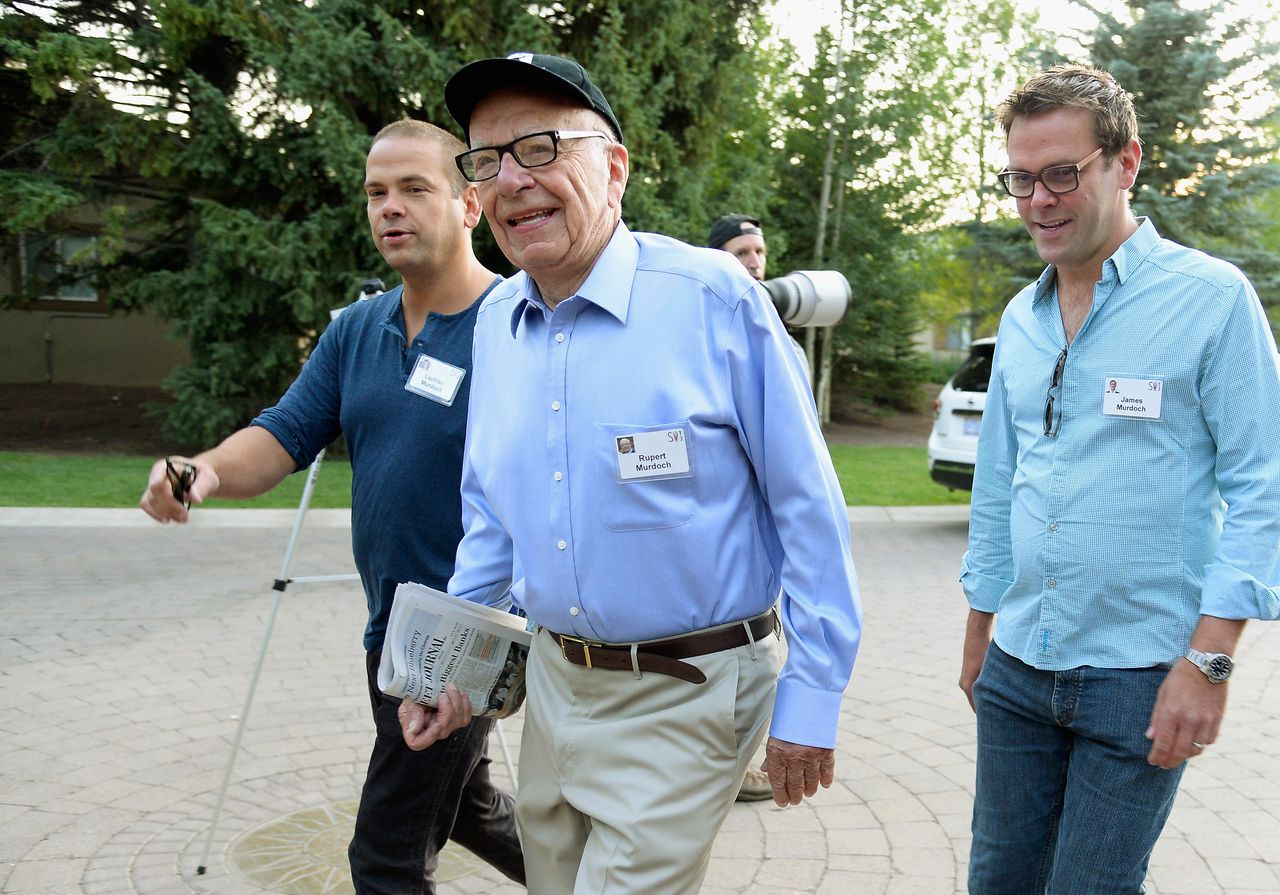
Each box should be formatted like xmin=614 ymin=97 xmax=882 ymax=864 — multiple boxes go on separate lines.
xmin=227 ymin=800 xmax=486 ymax=894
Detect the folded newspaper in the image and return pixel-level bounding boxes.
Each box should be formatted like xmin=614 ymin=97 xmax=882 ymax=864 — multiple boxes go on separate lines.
xmin=378 ymin=582 xmax=531 ymax=719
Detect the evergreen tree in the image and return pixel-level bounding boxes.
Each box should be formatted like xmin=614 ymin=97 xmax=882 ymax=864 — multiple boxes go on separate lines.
xmin=909 ymin=0 xmax=1042 ymax=344
xmin=1 ymin=0 xmax=766 ymax=444
xmin=1077 ymin=0 xmax=1280 ymax=302
xmin=766 ymin=1 xmax=966 ymax=412
xmin=910 ymin=220 xmax=1042 ymax=343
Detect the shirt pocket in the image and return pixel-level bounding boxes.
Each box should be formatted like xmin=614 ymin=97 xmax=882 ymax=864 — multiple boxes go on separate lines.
xmin=597 ymin=421 xmax=696 ymax=532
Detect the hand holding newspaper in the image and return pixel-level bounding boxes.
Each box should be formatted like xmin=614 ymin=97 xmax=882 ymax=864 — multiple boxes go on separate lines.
xmin=378 ymin=582 xmax=531 ymax=719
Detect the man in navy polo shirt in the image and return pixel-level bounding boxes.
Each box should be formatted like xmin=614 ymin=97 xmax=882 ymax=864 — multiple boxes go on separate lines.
xmin=140 ymin=120 xmax=524 ymax=895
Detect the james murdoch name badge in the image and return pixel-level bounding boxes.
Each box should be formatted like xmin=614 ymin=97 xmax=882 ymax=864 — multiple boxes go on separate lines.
xmin=614 ymin=427 xmax=692 ymax=482
xmin=1101 ymin=376 xmax=1163 ymax=420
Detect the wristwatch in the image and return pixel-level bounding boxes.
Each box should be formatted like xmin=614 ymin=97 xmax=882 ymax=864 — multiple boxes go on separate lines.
xmin=1184 ymin=648 xmax=1234 ymax=684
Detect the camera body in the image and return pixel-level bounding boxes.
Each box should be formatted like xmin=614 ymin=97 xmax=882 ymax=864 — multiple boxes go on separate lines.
xmin=356 ymin=278 xmax=386 ymax=302
xmin=759 ymin=270 xmax=851 ymax=328
xmin=330 ymin=278 xmax=387 ymax=321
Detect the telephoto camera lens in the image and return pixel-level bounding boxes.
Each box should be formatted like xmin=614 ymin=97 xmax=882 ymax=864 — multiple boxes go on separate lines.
xmin=759 ymin=270 xmax=851 ymax=327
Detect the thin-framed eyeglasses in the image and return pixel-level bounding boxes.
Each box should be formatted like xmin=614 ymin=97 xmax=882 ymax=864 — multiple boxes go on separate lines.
xmin=998 ymin=147 xmax=1104 ymax=199
xmin=455 ymin=130 xmax=609 ymax=183
xmin=165 ymin=457 xmax=198 ymax=509
xmin=1044 ymin=348 xmax=1068 ymax=437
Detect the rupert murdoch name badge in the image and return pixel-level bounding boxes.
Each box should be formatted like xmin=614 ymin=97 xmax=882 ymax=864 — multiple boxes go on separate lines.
xmin=1101 ymin=376 xmax=1163 ymax=420
xmin=405 ymin=354 xmax=465 ymax=406
xmin=615 ymin=427 xmax=692 ymax=482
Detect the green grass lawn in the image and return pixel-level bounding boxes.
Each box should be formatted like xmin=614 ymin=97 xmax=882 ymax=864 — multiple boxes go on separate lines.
xmin=0 ymin=452 xmax=355 ymax=509
xmin=828 ymin=445 xmax=971 ymax=507
xmin=0 ymin=446 xmax=971 ymax=508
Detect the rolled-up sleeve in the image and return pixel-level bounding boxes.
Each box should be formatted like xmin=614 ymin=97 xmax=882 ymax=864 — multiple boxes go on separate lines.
xmin=251 ymin=319 xmax=343 ymax=470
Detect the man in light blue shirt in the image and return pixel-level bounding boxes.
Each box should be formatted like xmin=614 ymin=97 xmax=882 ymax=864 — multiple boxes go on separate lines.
xmin=960 ymin=64 xmax=1280 ymax=894
xmin=398 ymin=53 xmax=862 ymax=894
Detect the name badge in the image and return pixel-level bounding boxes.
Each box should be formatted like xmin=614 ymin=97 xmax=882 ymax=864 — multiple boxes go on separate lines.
xmin=1101 ymin=376 xmax=1163 ymax=420
xmin=405 ymin=354 xmax=465 ymax=406
xmin=615 ymin=428 xmax=692 ymax=482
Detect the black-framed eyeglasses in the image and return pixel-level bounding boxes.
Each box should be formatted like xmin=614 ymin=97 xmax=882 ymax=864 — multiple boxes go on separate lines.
xmin=1044 ymin=349 xmax=1068 ymax=437
xmin=998 ymin=147 xmax=1104 ymax=198
xmin=455 ymin=130 xmax=609 ymax=183
xmin=165 ymin=457 xmax=198 ymax=509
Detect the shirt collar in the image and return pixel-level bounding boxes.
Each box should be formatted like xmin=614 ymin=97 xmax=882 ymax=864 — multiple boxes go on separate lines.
xmin=376 ymin=284 xmax=407 ymax=337
xmin=1032 ymin=216 xmax=1161 ymax=304
xmin=508 ymin=222 xmax=637 ymax=337
xmin=1109 ymin=217 xmax=1159 ymax=284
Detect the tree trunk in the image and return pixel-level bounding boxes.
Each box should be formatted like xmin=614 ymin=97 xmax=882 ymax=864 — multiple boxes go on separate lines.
xmin=807 ymin=3 xmax=848 ymax=425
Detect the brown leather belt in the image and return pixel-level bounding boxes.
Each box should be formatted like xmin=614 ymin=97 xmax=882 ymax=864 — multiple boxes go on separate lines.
xmin=548 ymin=610 xmax=778 ymax=685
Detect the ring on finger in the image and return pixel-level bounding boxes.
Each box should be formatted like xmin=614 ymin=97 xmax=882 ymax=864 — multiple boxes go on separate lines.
xmin=1191 ymin=741 xmax=1206 ymax=750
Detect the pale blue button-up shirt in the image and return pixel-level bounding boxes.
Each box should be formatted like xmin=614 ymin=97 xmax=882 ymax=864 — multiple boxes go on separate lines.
xmin=450 ymin=223 xmax=862 ymax=747
xmin=962 ymin=219 xmax=1280 ymax=669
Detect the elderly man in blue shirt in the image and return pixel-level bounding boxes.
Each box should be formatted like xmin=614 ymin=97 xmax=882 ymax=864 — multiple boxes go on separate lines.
xmin=398 ymin=53 xmax=862 ymax=894
xmin=959 ymin=64 xmax=1280 ymax=894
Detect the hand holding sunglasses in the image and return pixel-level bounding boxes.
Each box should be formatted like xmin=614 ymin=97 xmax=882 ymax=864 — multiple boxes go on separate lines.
xmin=164 ymin=457 xmax=199 ymax=509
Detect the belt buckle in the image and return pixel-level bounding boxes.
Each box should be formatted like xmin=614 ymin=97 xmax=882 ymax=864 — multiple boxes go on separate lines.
xmin=558 ymin=634 xmax=602 ymax=669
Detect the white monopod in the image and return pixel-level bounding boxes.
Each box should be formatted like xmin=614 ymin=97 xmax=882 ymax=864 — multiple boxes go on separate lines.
xmin=194 ymin=279 xmax=516 ymax=875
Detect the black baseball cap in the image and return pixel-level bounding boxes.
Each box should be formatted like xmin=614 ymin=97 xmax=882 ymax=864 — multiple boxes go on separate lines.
xmin=445 ymin=52 xmax=623 ymax=145
xmin=707 ymin=214 xmax=764 ymax=250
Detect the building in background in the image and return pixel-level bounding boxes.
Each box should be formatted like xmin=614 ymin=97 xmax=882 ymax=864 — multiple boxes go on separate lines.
xmin=0 ymin=212 xmax=189 ymax=387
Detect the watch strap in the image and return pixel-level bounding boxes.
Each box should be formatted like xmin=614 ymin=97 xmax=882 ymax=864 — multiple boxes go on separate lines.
xmin=1184 ymin=648 xmax=1232 ymax=682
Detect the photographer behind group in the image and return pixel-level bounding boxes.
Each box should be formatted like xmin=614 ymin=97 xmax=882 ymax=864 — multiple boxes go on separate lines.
xmin=709 ymin=213 xmax=815 ymax=383
xmin=708 ymin=214 xmax=767 ymax=282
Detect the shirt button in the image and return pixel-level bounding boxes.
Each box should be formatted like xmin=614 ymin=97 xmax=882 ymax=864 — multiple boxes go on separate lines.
xmin=1049 ymin=521 xmax=1059 ymax=532
xmin=557 ymin=539 xmax=567 ymax=550
xmin=555 ymin=333 xmax=565 ymax=343
xmin=1047 ymin=578 xmax=1057 ymax=589
xmin=554 ymin=471 xmax=563 ymax=481
xmin=552 ymin=401 xmax=561 ymax=411
xmin=569 ymin=606 xmax=579 ymax=616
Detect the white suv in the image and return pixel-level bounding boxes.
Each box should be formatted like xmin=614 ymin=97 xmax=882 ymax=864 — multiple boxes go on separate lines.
xmin=927 ymin=337 xmax=995 ymax=491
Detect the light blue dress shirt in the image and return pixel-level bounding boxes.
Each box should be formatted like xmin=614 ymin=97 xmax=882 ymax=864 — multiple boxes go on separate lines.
xmin=962 ymin=219 xmax=1280 ymax=670
xmin=450 ymin=223 xmax=862 ymax=747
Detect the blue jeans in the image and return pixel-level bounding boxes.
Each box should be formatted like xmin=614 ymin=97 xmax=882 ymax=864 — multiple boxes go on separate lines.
xmin=348 ymin=650 xmax=525 ymax=894
xmin=969 ymin=643 xmax=1184 ymax=895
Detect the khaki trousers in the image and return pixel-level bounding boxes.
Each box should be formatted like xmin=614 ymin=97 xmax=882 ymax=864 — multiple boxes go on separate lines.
xmin=517 ymin=625 xmax=781 ymax=894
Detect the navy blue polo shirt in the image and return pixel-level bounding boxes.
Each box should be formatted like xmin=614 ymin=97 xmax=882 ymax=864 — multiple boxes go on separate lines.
xmin=253 ymin=280 xmax=498 ymax=650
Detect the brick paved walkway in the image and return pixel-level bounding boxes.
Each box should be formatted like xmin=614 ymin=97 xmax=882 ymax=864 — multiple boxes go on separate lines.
xmin=2 ymin=507 xmax=1277 ymax=893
